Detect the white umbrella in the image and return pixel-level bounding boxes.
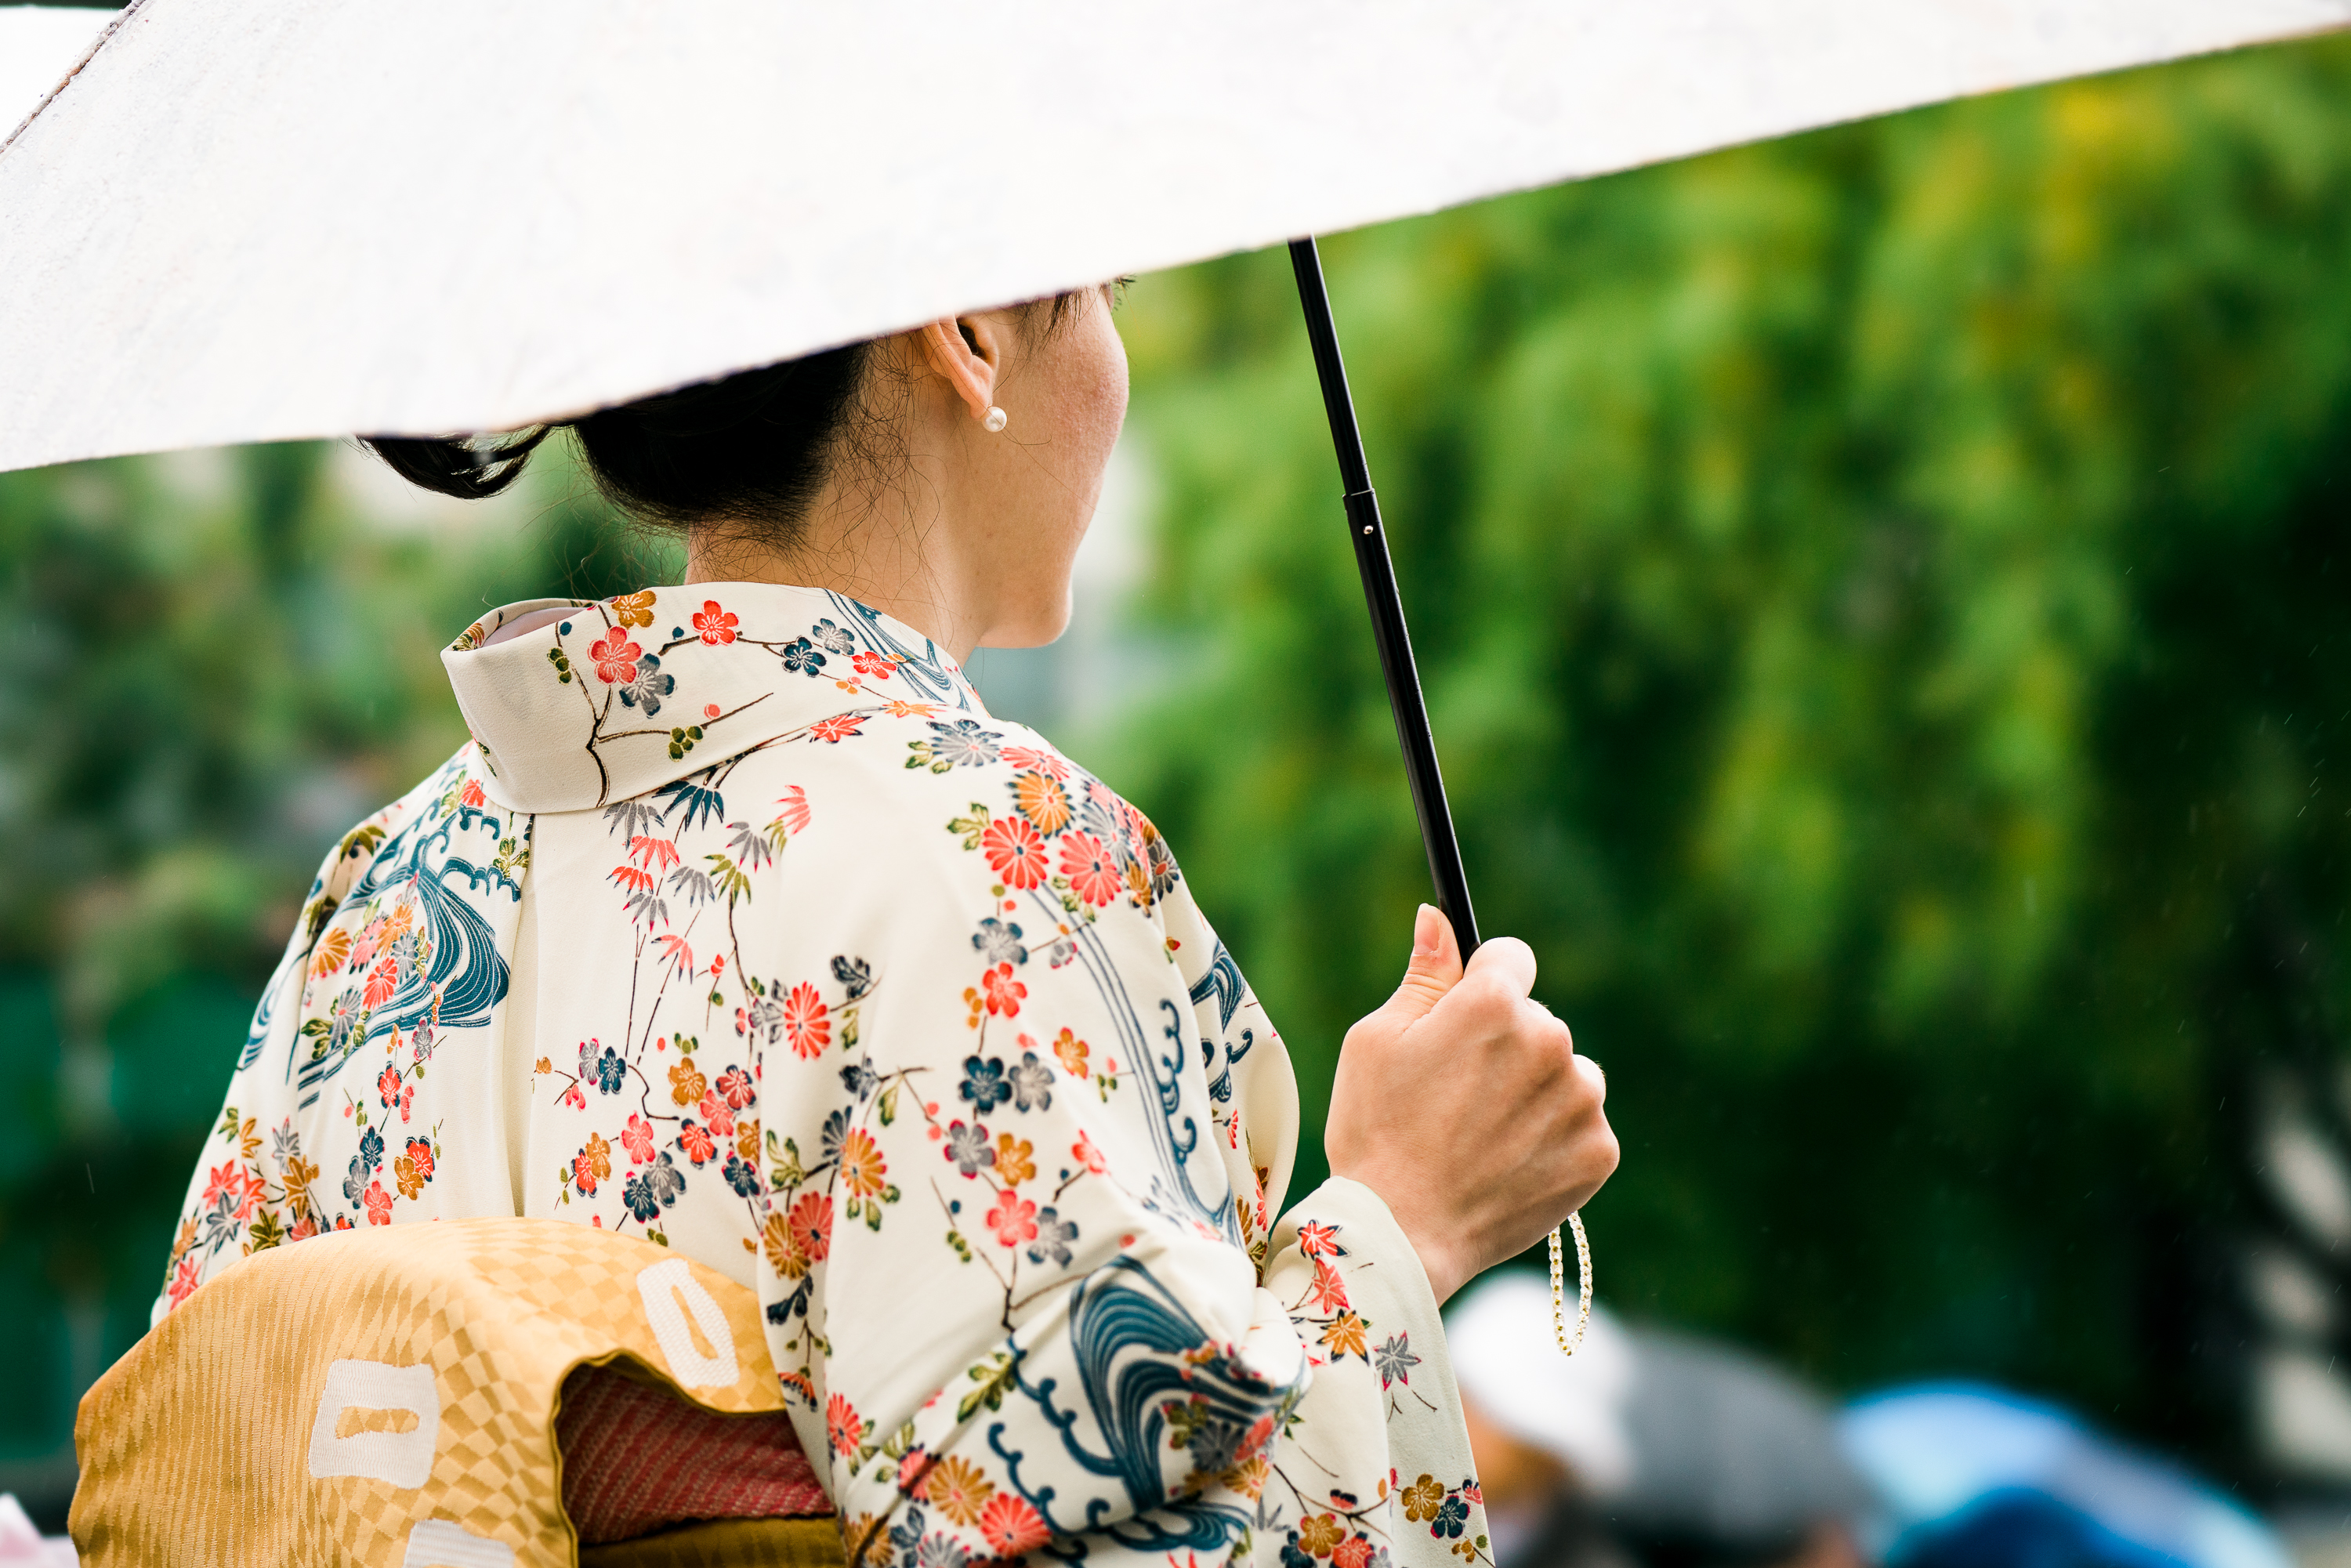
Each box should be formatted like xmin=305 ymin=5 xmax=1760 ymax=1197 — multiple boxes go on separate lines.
xmin=0 ymin=0 xmax=2342 ymax=476
xmin=2 ymin=0 xmax=2342 ymax=1339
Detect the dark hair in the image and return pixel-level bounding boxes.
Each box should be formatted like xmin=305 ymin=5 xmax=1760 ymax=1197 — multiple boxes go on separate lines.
xmin=364 ymin=292 xmax=1089 ymax=537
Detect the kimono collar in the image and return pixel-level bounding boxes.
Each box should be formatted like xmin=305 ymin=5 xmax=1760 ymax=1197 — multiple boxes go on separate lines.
xmin=443 ymin=581 xmax=987 ymax=813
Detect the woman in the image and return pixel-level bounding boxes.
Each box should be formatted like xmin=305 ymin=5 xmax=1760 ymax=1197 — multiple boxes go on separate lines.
xmin=158 ymin=284 xmax=1618 ymax=1566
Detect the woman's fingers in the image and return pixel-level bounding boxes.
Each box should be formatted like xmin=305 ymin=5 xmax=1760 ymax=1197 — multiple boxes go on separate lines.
xmin=1574 ymin=1054 xmax=1607 ymax=1104
xmin=1383 ymin=904 xmax=1465 ymax=1024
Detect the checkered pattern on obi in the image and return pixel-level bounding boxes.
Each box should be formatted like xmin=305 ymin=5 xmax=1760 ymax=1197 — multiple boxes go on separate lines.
xmin=560 ymin=1363 xmax=831 ymax=1543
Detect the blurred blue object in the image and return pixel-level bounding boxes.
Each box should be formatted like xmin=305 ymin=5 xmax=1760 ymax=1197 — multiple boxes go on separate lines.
xmin=1840 ymin=1385 xmax=2289 ymax=1568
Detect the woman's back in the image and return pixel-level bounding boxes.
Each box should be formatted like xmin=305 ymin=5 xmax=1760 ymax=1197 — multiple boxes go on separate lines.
xmin=158 ymin=581 xmax=1481 ymax=1566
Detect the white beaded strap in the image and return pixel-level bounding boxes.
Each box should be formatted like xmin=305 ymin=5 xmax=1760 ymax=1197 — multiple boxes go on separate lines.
xmin=1547 ymin=1213 xmax=1592 ymax=1356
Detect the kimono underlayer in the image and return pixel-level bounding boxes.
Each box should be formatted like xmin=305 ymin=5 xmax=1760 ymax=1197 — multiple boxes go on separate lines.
xmin=156 ymin=581 xmax=1488 ymax=1568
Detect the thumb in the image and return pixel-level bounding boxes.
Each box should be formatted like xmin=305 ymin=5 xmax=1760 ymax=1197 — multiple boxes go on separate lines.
xmin=1385 ymin=904 xmax=1465 ymax=1023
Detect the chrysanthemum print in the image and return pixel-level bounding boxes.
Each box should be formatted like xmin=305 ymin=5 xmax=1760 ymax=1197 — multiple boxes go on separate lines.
xmin=161 ymin=582 xmax=1486 ymax=1568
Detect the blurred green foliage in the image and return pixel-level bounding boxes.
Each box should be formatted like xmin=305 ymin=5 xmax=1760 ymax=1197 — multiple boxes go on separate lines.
xmin=0 ymin=442 xmax=662 ymax=1505
xmin=2 ymin=33 xmax=2348 ymax=1507
xmin=1108 ymin=36 xmax=2351 ymax=1465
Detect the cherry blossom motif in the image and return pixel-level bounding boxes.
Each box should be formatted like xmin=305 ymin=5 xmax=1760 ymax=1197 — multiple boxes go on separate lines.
xmin=715 ymin=1065 xmax=756 ymax=1110
xmin=1071 ymin=1132 xmax=1107 ymax=1175
xmin=692 ymin=600 xmax=739 ymax=645
xmin=1052 ymin=1027 xmax=1089 ymax=1077
xmin=590 ymin=632 xmax=642 ymax=684
xmin=696 ymin=1088 xmax=736 ymax=1139
xmin=607 ymin=589 xmax=657 ymax=629
xmin=850 ymin=650 xmax=896 ymax=679
xmin=1059 ymin=831 xmax=1123 ymax=908
xmin=984 ymin=1190 xmax=1038 ymax=1248
xmin=979 ymin=963 xmax=1027 ymax=1019
xmin=781 ymin=982 xmax=830 ymax=1059
xmin=677 ymin=1121 xmax=718 ymax=1165
xmin=362 ymin=1181 xmax=394 ymax=1226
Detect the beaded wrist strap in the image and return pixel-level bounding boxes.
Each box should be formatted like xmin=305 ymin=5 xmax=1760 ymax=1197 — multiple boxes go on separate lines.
xmin=1547 ymin=1213 xmax=1592 ymax=1356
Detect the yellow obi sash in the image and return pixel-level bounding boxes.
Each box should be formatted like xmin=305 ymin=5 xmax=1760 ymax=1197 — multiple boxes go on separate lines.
xmin=72 ymin=1218 xmax=844 ymax=1568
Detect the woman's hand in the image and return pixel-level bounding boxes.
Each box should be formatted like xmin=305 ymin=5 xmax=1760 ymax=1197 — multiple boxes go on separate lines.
xmin=1324 ymin=905 xmax=1616 ymax=1305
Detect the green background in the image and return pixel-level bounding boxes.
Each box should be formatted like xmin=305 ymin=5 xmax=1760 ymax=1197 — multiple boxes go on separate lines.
xmin=5 ymin=32 xmax=2351 ymax=1525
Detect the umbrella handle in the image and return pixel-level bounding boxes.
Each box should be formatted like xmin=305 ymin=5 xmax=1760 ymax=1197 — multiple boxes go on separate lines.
xmin=1288 ymin=237 xmax=1481 ymax=959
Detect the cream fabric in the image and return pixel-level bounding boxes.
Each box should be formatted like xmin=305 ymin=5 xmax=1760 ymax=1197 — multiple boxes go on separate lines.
xmin=153 ymin=582 xmax=1483 ymax=1568
xmin=2 ymin=0 xmax=2346 ymax=471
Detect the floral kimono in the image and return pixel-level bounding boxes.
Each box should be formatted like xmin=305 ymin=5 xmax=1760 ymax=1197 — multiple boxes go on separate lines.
xmin=159 ymin=581 xmax=1487 ymax=1568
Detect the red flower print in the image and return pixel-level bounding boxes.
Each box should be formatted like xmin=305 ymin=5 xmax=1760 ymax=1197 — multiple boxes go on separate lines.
xmin=977 ymin=1492 xmax=1049 ymax=1555
xmin=697 ymin=1090 xmax=736 ymax=1139
xmin=1306 ymin=1259 xmax=1349 ymax=1315
xmin=678 ymin=1121 xmax=718 ymax=1165
xmin=363 ymin=1181 xmax=393 ymax=1226
xmin=716 ymin=1065 xmax=756 ymax=1110
xmin=693 ymin=600 xmax=739 ymax=646
xmin=809 ymin=714 xmax=867 ymax=744
xmin=202 ymin=1161 xmax=261 ymax=1222
xmin=404 ymin=1138 xmax=435 ymax=1184
xmin=980 ymin=963 xmax=1027 ymax=1019
xmin=851 ymin=650 xmax=896 ymax=679
xmin=166 ymin=1256 xmax=201 ymax=1308
xmin=561 ymin=1081 xmax=587 ymax=1111
xmin=1071 ymin=1133 xmax=1107 ymax=1175
xmin=364 ymin=954 xmax=400 ymax=1010
xmin=377 ymin=1064 xmax=404 ymax=1109
xmin=590 ymin=632 xmax=642 ymax=684
xmin=1001 ymin=744 xmax=1068 ymax=780
xmin=782 ymin=982 xmax=831 ymax=1059
xmin=1332 ymin=1535 xmax=1374 ymax=1568
xmin=984 ymin=1190 xmax=1038 ymax=1248
xmin=1296 ymin=1220 xmax=1339 ymax=1258
xmin=826 ymin=1392 xmax=864 ymax=1456
xmin=896 ymin=1445 xmax=935 ymax=1496
xmin=459 ymin=779 xmax=486 ymax=809
xmin=618 ymin=1113 xmax=657 ymax=1163
xmin=980 ymin=815 xmax=1049 ymax=890
xmin=788 ymin=1190 xmax=833 ymax=1264
xmin=1059 ymin=831 xmax=1123 ymax=908
xmin=290 ymin=1214 xmax=319 ymax=1242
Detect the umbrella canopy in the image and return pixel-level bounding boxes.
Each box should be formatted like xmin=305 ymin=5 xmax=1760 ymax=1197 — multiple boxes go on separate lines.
xmin=0 ymin=0 xmax=2345 ymax=475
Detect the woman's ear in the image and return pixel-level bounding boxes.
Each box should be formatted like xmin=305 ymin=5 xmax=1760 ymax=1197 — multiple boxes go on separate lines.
xmin=916 ymin=315 xmax=1002 ymax=422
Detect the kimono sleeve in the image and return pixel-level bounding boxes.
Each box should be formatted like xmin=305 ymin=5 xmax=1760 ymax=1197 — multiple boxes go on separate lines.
xmin=763 ymin=846 xmax=1487 ymax=1568
xmin=147 ymin=812 xmax=390 ymax=1324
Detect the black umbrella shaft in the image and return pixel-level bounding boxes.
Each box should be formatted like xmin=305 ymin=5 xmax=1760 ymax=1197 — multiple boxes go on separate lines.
xmin=1288 ymin=237 xmax=1481 ymax=959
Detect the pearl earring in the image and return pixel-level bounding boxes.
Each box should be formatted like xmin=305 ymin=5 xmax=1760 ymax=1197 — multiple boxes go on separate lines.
xmin=983 ymin=405 xmax=1009 ymax=433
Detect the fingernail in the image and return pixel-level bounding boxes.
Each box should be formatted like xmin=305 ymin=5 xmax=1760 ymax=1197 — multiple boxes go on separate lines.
xmin=1412 ymin=904 xmax=1440 ymax=958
